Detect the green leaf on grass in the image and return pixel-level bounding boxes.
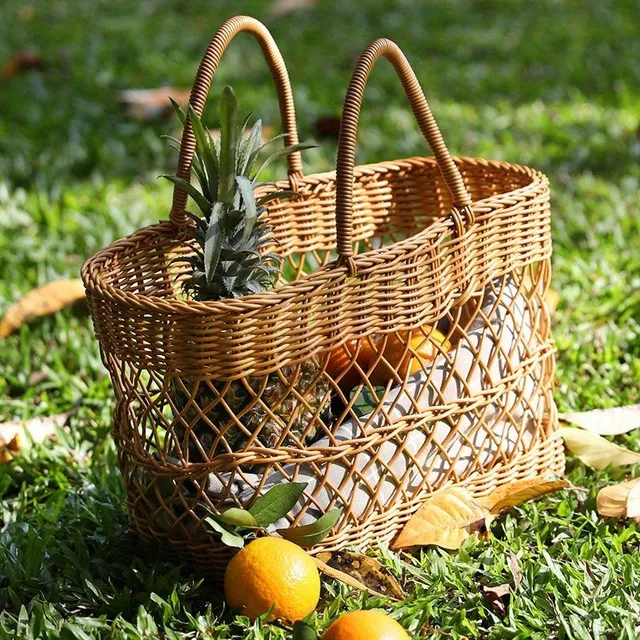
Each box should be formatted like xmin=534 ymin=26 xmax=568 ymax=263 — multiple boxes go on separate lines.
xmin=248 ymin=482 xmax=307 ymax=526
xmin=278 ymin=509 xmax=342 ymax=546
xmin=205 ymin=516 xmax=245 ymax=548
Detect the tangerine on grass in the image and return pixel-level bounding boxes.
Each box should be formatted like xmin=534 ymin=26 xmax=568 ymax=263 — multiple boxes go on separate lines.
xmin=224 ymin=537 xmax=320 ymax=622
xmin=322 ymin=610 xmax=410 ymax=640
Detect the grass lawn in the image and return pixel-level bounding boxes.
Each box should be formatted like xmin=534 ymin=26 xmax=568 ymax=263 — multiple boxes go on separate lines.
xmin=1 ymin=0 xmax=640 ymax=637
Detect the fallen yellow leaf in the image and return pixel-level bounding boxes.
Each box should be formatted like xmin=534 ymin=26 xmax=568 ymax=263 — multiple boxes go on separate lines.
xmin=596 ymin=478 xmax=640 ymax=519
xmin=559 ymin=404 xmax=640 ymax=436
xmin=392 ymin=487 xmax=488 ymax=550
xmin=478 ymin=477 xmax=570 ymax=514
xmin=560 ymin=426 xmax=640 ymax=469
xmin=0 ymin=279 xmax=85 ymax=338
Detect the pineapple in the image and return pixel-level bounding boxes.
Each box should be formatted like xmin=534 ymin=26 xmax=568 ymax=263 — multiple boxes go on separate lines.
xmin=163 ymin=87 xmax=331 ymax=461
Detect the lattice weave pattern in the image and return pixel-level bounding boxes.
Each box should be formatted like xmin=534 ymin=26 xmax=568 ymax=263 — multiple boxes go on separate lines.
xmin=82 ymin=17 xmax=564 ymax=576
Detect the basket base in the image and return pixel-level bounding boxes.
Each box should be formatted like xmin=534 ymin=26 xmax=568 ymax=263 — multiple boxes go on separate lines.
xmin=127 ymin=431 xmax=565 ymax=581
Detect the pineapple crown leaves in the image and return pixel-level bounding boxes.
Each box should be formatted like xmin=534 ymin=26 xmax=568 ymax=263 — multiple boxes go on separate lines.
xmin=161 ymin=86 xmax=315 ymax=294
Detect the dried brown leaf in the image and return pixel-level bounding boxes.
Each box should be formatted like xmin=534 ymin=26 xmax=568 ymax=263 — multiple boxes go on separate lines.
xmin=482 ymin=583 xmax=511 ymax=614
xmin=559 ymin=404 xmax=640 ymax=436
xmin=508 ymin=552 xmax=522 ymax=590
xmin=1 ymin=51 xmax=45 ymax=79
xmin=0 ymin=279 xmax=86 ymax=338
xmin=313 ymin=557 xmax=387 ymax=599
xmin=596 ymin=478 xmax=640 ymax=519
xmin=269 ymin=0 xmax=317 ymax=16
xmin=560 ymin=427 xmax=640 ymax=469
xmin=119 ymin=87 xmax=191 ymax=120
xmin=315 ymin=550 xmax=404 ymax=600
xmin=392 ymin=487 xmax=488 ymax=550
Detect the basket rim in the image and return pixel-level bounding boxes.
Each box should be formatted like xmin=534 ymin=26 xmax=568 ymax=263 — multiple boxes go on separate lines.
xmin=82 ymin=154 xmax=549 ymax=315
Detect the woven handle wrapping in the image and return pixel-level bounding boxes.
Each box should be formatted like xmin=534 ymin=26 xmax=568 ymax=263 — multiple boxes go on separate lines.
xmin=335 ymin=39 xmax=474 ymax=275
xmin=170 ymin=15 xmax=302 ymax=226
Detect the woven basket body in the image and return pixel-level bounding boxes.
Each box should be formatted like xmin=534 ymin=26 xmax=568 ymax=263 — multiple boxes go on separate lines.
xmin=82 ymin=17 xmax=564 ymax=575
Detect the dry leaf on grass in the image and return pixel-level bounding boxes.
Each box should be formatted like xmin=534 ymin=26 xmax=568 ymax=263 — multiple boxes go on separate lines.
xmin=0 ymin=411 xmax=72 ymax=463
xmin=482 ymin=552 xmax=524 ymax=615
xmin=560 ymin=427 xmax=640 ymax=469
xmin=482 ymin=583 xmax=511 ymax=614
xmin=269 ymin=0 xmax=317 ymax=16
xmin=0 ymin=279 xmax=86 ymax=338
xmin=596 ymin=478 xmax=640 ymax=519
xmin=559 ymin=404 xmax=640 ymax=436
xmin=478 ymin=477 xmax=570 ymax=526
xmin=508 ymin=552 xmax=522 ymax=589
xmin=0 ymin=436 xmax=21 ymax=465
xmin=313 ymin=557 xmax=388 ymax=599
xmin=315 ymin=550 xmax=404 ymax=600
xmin=1 ymin=51 xmax=45 ymax=79
xmin=119 ymin=87 xmax=191 ymax=120
xmin=392 ymin=487 xmax=488 ymax=550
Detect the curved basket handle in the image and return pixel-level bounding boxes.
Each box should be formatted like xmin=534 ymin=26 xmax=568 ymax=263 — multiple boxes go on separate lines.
xmin=170 ymin=15 xmax=302 ymax=226
xmin=335 ymin=39 xmax=474 ymax=275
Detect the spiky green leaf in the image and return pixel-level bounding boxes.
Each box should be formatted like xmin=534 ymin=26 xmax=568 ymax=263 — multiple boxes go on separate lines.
xmin=204 ymin=202 xmax=224 ymax=284
xmin=256 ymin=190 xmax=295 ymax=207
xmin=218 ymin=86 xmax=238 ymax=203
xmin=239 ymin=119 xmax=263 ymax=175
xmin=160 ymin=175 xmax=210 ymax=215
xmin=235 ymin=175 xmax=258 ymax=241
xmin=169 ymin=97 xmax=186 ymax=126
xmin=187 ymin=105 xmax=218 ymax=204
xmin=253 ymin=142 xmax=317 ymax=181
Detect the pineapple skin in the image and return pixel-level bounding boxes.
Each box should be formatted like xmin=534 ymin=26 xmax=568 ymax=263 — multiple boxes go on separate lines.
xmin=170 ymin=356 xmax=331 ymax=462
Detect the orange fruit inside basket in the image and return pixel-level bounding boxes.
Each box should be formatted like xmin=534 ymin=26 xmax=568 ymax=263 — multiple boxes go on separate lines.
xmin=327 ymin=327 xmax=452 ymax=390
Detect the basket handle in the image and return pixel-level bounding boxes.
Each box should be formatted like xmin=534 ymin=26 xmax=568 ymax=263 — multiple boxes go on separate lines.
xmin=335 ymin=39 xmax=474 ymax=275
xmin=170 ymin=15 xmax=302 ymax=226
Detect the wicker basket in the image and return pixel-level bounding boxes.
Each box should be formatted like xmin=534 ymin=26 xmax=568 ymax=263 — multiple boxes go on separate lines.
xmin=82 ymin=16 xmax=564 ymax=576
